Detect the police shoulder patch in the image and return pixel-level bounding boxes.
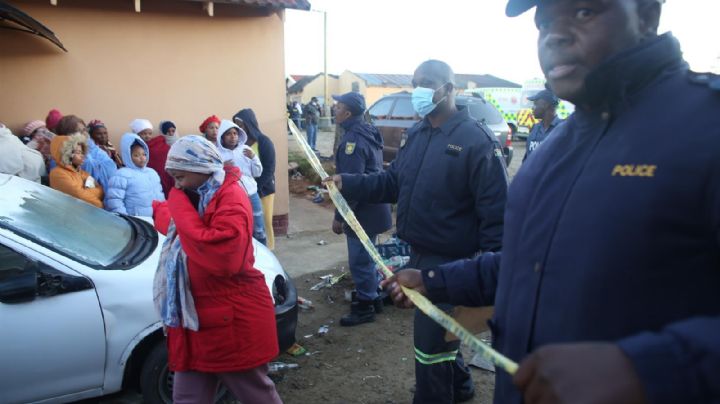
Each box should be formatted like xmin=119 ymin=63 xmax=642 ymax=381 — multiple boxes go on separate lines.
xmin=345 ymin=142 xmax=356 ymax=155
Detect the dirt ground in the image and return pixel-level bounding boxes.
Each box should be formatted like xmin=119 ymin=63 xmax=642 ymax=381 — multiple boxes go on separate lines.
xmin=273 ymin=271 xmax=495 ymax=404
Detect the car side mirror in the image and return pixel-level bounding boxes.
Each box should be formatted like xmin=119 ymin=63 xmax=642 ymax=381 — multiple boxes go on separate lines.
xmin=0 ymin=269 xmax=37 ymax=304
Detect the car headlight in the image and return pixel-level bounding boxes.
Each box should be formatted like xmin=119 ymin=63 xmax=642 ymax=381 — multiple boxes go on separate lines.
xmin=272 ymin=275 xmax=288 ymax=306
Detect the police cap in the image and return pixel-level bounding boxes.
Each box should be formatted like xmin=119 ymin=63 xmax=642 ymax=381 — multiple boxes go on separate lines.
xmin=332 ymin=92 xmax=366 ymax=116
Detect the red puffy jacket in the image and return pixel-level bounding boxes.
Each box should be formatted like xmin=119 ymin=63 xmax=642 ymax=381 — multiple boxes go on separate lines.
xmin=153 ymin=167 xmax=278 ymax=372
xmin=147 ymin=136 xmax=174 ymax=197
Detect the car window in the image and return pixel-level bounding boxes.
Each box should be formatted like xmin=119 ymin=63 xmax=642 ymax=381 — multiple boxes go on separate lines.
xmin=390 ymin=97 xmax=417 ymax=120
xmin=368 ymin=98 xmax=395 ymax=119
xmin=0 ymin=175 xmax=132 ymax=267
xmin=465 ymin=101 xmax=505 ymax=125
xmin=0 ymin=244 xmax=29 ymax=274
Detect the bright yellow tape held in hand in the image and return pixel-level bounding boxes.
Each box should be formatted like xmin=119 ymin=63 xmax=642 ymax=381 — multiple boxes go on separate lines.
xmin=288 ymin=120 xmax=518 ymax=375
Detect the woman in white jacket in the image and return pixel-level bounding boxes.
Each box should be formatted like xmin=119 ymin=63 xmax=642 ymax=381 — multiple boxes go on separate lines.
xmin=216 ymin=119 xmax=267 ymax=245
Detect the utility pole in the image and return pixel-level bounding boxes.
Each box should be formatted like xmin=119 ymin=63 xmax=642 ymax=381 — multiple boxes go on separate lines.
xmin=323 ymin=10 xmax=330 ymax=120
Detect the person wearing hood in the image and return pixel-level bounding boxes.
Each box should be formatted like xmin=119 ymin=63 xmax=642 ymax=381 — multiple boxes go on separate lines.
xmin=88 ymin=119 xmax=123 ymax=168
xmin=105 ymin=133 xmax=165 ymax=216
xmin=0 ymin=126 xmax=46 ymax=183
xmin=152 ymin=136 xmax=281 ymax=404
xmin=147 ymin=120 xmax=178 ymax=197
xmin=233 ymin=109 xmax=276 ymax=250
xmin=130 ymin=118 xmax=154 ymax=143
xmin=50 ymin=115 xmax=118 ymax=191
xmin=216 ymin=119 xmax=267 ymax=246
xmin=330 ymin=92 xmax=393 ymax=327
xmin=49 ymin=133 xmax=104 ymax=208
xmin=199 ymin=115 xmax=221 ymax=143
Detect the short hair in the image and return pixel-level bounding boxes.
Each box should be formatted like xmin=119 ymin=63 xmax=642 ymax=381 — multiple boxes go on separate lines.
xmin=416 ymin=60 xmax=456 ymax=86
xmin=55 ymin=115 xmax=85 ymax=136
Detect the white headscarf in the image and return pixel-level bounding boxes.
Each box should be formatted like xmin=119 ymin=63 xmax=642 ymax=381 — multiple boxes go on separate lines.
xmin=165 ymin=135 xmax=225 ymax=184
xmin=130 ymin=118 xmax=153 ymax=134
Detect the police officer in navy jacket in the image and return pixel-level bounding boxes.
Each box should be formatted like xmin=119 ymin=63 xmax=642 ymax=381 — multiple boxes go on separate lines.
xmin=523 ymin=89 xmax=563 ymax=162
xmin=383 ymin=1 xmax=720 ymax=403
xmin=331 ymin=91 xmax=393 ymax=327
xmin=327 ymin=60 xmax=508 ymax=403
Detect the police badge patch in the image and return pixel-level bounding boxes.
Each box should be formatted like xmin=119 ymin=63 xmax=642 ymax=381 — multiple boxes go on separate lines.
xmin=400 ymin=131 xmax=408 ymax=148
xmin=345 ymin=142 xmax=356 ymax=155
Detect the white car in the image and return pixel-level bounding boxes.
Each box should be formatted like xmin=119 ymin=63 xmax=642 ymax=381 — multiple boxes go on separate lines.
xmin=0 ymin=174 xmax=297 ymax=404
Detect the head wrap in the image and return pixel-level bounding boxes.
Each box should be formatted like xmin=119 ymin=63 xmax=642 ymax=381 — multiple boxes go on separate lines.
xmin=23 ymin=120 xmax=46 ymax=137
xmin=45 ymin=109 xmax=63 ymax=132
xmin=160 ymin=120 xmax=176 ymax=135
xmin=198 ymin=115 xmax=221 ymax=134
xmin=130 ymin=118 xmax=153 ymax=134
xmin=87 ymin=119 xmax=106 ymax=135
xmin=165 ymin=135 xmax=225 ymax=184
xmin=155 ymin=135 xmax=226 ymax=331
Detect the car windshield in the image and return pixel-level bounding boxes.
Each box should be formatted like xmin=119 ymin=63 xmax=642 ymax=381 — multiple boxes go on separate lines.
xmin=463 ymin=101 xmax=504 ymax=125
xmin=0 ymin=175 xmax=132 ymax=267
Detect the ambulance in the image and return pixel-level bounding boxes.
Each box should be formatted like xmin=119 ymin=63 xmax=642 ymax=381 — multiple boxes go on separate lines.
xmin=466 ymin=78 xmax=575 ymax=139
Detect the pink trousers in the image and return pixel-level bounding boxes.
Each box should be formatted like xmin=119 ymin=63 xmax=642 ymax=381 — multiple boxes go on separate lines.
xmin=173 ymin=364 xmax=282 ymax=404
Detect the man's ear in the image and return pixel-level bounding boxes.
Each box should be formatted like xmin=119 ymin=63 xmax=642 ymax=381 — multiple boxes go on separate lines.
xmin=638 ymin=1 xmax=661 ymax=39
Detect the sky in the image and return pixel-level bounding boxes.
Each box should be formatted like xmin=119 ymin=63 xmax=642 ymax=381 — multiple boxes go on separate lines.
xmin=284 ymin=0 xmax=720 ymax=84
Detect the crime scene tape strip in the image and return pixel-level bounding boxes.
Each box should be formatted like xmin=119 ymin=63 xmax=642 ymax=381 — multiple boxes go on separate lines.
xmin=288 ymin=119 xmax=518 ymax=375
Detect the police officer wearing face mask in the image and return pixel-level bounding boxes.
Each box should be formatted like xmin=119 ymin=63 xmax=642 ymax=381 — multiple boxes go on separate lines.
xmin=326 ymin=60 xmax=509 ymax=404
xmin=383 ymin=0 xmax=720 ymax=403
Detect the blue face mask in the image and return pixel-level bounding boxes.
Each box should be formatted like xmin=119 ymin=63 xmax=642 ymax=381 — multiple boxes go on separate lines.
xmin=411 ymin=84 xmax=448 ymax=117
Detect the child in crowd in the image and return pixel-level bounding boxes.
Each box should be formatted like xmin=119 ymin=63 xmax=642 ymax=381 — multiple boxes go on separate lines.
xmin=105 ymin=133 xmax=165 ymax=216
xmin=152 ymin=136 xmax=281 ymax=404
xmin=216 ymin=119 xmax=267 ymax=245
xmin=54 ymin=115 xmax=117 ymax=190
xmin=199 ymin=115 xmax=220 ymax=143
xmin=49 ymin=133 xmax=104 ymax=208
xmin=88 ymin=119 xmax=123 ymax=168
xmin=130 ymin=119 xmax=154 ymax=143
xmin=147 ymin=120 xmax=178 ymax=197
xmin=234 ymin=109 xmax=277 ymax=250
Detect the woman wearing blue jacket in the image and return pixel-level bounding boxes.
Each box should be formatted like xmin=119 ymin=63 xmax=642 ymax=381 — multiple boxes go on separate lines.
xmin=105 ymin=133 xmax=165 ymax=216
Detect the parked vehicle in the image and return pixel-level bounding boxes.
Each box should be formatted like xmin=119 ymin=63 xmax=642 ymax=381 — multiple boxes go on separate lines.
xmin=0 ymin=174 xmax=297 ymax=404
xmin=366 ymin=91 xmax=514 ymax=166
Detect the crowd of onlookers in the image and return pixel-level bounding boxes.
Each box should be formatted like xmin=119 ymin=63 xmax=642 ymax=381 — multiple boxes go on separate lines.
xmin=0 ymin=108 xmax=277 ymax=249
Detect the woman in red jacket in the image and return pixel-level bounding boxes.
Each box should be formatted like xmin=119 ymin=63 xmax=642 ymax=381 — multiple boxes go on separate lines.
xmin=152 ymin=135 xmax=281 ymax=404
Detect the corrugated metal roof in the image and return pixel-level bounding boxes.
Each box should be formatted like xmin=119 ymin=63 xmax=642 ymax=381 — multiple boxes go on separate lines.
xmin=287 ymin=72 xmax=339 ymax=93
xmin=352 ymin=72 xmax=520 ymax=89
xmin=354 ymin=73 xmax=413 ymax=87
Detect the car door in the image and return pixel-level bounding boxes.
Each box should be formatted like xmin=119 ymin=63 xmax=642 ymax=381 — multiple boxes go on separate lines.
xmin=0 ymin=238 xmax=106 ymax=404
xmin=385 ymin=96 xmax=420 ymax=163
xmin=366 ymin=97 xmax=398 ymax=163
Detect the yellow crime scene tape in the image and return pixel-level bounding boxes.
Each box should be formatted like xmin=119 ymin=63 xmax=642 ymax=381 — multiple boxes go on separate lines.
xmin=287 ymin=119 xmax=518 ymax=375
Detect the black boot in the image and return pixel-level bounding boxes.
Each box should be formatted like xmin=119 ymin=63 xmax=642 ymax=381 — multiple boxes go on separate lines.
xmin=340 ymin=300 xmax=375 ymax=326
xmin=373 ymin=297 xmax=384 ymax=314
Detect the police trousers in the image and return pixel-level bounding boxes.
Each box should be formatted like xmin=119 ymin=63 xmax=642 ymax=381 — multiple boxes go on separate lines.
xmin=346 ymin=232 xmax=379 ymax=301
xmin=410 ymin=251 xmax=473 ymax=404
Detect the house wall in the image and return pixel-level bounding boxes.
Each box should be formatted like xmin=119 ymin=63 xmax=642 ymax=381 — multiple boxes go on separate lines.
xmin=0 ymin=0 xmax=292 ymax=233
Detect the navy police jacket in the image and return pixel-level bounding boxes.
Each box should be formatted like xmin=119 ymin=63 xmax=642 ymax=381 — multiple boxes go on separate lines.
xmin=341 ymin=107 xmax=508 ymax=257
xmin=523 ymin=116 xmax=562 ymax=162
xmin=422 ymin=34 xmax=720 ymax=403
xmin=334 ymin=116 xmax=392 ymax=236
